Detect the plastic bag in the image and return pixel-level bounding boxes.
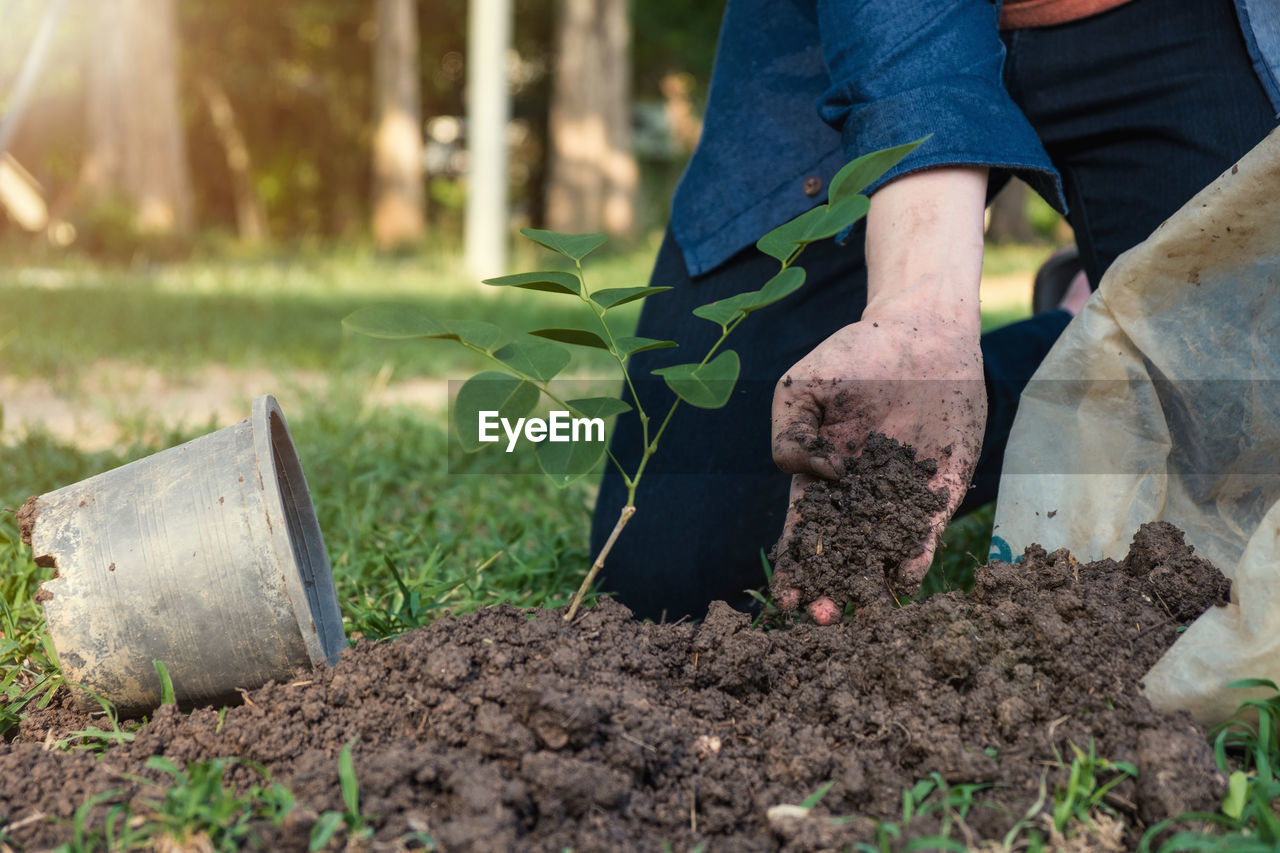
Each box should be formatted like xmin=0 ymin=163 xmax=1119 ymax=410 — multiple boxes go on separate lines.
xmin=990 ymin=128 xmax=1280 ymax=726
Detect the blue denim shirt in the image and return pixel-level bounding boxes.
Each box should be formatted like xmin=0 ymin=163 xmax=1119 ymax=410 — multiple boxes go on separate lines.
xmin=670 ymin=0 xmax=1280 ymax=277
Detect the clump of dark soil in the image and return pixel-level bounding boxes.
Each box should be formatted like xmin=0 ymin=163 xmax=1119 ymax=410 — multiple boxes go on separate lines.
xmin=1 ymin=522 xmax=1230 ymax=851
xmin=771 ymin=433 xmax=946 ymax=608
xmin=15 ymin=495 xmax=38 ymax=546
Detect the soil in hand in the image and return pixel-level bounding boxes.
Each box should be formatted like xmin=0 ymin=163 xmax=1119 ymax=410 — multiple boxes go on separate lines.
xmin=770 ymin=432 xmax=946 ymax=609
xmin=2 ymin=522 xmax=1231 ymax=851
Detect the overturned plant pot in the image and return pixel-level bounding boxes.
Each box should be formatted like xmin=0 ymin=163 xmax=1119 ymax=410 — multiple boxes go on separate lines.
xmin=19 ymin=395 xmax=345 ymax=715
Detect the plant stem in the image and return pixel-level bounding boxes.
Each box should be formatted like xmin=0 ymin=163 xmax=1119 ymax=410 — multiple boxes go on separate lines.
xmin=564 ymin=504 xmax=635 ymax=621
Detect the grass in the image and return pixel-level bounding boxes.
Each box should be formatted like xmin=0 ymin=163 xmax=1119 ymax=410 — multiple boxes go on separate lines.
xmin=0 ymin=240 xmax=658 ymax=385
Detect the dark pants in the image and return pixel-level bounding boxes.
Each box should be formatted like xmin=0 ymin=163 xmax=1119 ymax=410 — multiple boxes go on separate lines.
xmin=592 ymin=0 xmax=1277 ymax=622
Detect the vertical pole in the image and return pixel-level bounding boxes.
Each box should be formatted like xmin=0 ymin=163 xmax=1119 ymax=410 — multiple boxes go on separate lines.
xmin=465 ymin=0 xmax=512 ymax=279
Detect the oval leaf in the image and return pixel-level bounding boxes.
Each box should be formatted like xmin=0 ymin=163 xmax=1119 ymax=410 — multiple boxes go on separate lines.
xmin=493 ymin=335 xmax=572 ymax=382
xmin=530 ymin=328 xmax=609 ymax=350
xmin=756 ymin=267 xmax=807 ymax=306
xmin=343 ymin=306 xmax=450 ymax=340
xmin=343 ymin=308 xmax=501 ymax=349
xmin=1222 ymin=770 xmax=1248 ymax=819
xmin=591 ymin=286 xmax=673 ymax=310
xmin=520 ymin=227 xmax=607 ymax=261
xmin=828 ymin=135 xmax=930 ymax=203
xmin=756 ymin=206 xmax=828 ymax=261
xmin=616 ymin=336 xmax=678 ymax=356
xmin=652 ymin=350 xmax=741 ymax=409
xmin=535 ymin=432 xmax=608 ymax=487
xmin=483 ymin=271 xmax=581 ymax=295
xmin=802 ymin=194 xmax=871 ymax=242
xmin=692 ymin=302 xmax=744 ymax=327
xmin=454 ymin=371 xmax=539 ymax=452
xmin=567 ymin=396 xmax=632 ymax=418
xmin=449 ymin=319 xmax=503 ymax=349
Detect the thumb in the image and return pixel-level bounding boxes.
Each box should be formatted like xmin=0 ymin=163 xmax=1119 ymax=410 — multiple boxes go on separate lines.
xmin=772 ymin=385 xmax=841 ymax=479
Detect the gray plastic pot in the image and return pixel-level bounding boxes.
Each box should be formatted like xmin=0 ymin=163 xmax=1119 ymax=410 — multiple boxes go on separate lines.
xmin=25 ymin=395 xmax=345 ymax=714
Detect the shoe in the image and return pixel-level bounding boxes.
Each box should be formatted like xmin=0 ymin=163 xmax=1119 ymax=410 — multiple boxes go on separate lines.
xmin=1032 ymin=246 xmax=1083 ymax=315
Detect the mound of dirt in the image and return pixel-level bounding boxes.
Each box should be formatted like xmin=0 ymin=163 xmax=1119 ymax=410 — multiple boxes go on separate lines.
xmin=2 ymin=521 xmax=1230 ymax=851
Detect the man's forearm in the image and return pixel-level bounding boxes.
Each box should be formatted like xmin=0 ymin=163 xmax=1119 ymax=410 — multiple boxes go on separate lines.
xmin=863 ymin=167 xmax=988 ymax=337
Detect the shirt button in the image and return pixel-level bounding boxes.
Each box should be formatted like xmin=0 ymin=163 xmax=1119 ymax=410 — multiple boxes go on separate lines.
xmin=803 ymin=176 xmax=822 ymax=197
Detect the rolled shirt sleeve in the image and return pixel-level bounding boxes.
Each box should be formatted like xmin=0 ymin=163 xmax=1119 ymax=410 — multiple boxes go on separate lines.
xmin=670 ymin=0 xmax=1064 ymax=276
xmin=816 ymin=0 xmax=1064 ymax=206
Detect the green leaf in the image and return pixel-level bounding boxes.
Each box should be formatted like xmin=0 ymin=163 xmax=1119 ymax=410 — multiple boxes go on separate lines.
xmin=342 ymin=306 xmax=448 ymax=339
xmin=904 ymin=840 xmax=968 ymax=853
xmin=338 ymin=738 xmax=360 ymax=816
xmin=530 ymin=328 xmax=609 ymax=350
xmin=756 ymin=206 xmax=828 ymax=261
xmin=454 ymin=372 xmax=539 ymax=452
xmin=309 ymin=812 xmax=344 ymax=852
xmin=483 ymin=271 xmax=580 ymax=295
xmin=802 ymin=194 xmax=871 ymax=242
xmin=566 ymin=396 xmax=632 ymax=418
xmin=692 ymin=302 xmax=744 ymax=327
xmin=153 ymin=659 xmax=175 ymax=705
xmin=447 ymin=320 xmax=504 ymax=349
xmin=520 ymin=227 xmax=607 ymax=261
xmin=342 ymin=308 xmax=501 ymax=348
xmin=828 ymin=135 xmax=930 ymax=203
xmin=692 ymin=268 xmax=807 ymax=326
xmin=757 ymin=266 xmax=807 ymax=304
xmin=493 ymin=336 xmax=572 ymax=382
xmin=1226 ymin=678 xmax=1280 ymax=691
xmin=535 ymin=432 xmax=608 ymax=487
xmin=615 ymin=336 xmax=678 ymax=356
xmin=1222 ymin=770 xmax=1248 ymax=819
xmin=145 ymin=755 xmax=183 ymax=778
xmin=800 ymin=780 xmax=836 ymax=810
xmin=652 ymin=350 xmax=741 ymax=409
xmin=591 ymin=286 xmax=673 ymax=309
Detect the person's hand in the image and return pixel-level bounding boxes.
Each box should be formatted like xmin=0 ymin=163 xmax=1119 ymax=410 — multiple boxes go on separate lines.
xmin=767 ymin=166 xmax=991 ymax=624
xmin=770 ymin=307 xmax=986 ymax=623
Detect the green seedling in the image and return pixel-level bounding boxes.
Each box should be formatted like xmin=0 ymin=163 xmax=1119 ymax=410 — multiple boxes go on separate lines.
xmin=153 ymin=659 xmax=176 ymax=705
xmin=773 ymin=773 xmax=991 ymax=852
xmin=1050 ymin=740 xmax=1137 ymax=835
xmin=54 ymin=692 xmax=137 ymax=752
xmin=143 ymin=756 xmax=296 ymax=851
xmin=310 ymin=737 xmax=375 ymax=851
xmin=346 ymin=138 xmax=926 ymax=619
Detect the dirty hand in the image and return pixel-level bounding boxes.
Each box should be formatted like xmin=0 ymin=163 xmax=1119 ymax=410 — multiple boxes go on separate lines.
xmin=768 ymin=166 xmax=990 ymax=624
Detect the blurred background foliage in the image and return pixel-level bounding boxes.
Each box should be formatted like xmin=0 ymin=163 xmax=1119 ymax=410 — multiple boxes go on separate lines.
xmin=0 ymin=0 xmax=740 ymax=260
xmin=0 ymin=0 xmax=1063 ymax=264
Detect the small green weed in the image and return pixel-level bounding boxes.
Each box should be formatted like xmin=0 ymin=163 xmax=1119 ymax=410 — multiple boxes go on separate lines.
xmin=1049 ymin=740 xmax=1138 ymax=835
xmin=143 ymin=756 xmax=296 ymax=851
xmin=310 ymin=738 xmax=375 ymax=851
xmin=54 ymin=693 xmax=138 ymax=753
xmin=1140 ymin=679 xmax=1280 ymax=852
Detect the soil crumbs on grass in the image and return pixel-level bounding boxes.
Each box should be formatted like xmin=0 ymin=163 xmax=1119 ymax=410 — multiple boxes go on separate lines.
xmin=3 ymin=521 xmax=1230 ymax=851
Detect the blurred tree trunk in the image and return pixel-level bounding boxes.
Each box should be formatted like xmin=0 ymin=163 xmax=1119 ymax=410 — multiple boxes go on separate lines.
xmin=197 ymin=76 xmax=268 ymax=244
xmin=986 ymin=179 xmax=1036 ymax=244
xmin=372 ymin=0 xmax=425 ymax=251
xmin=80 ymin=0 xmax=194 ymax=235
xmin=545 ymin=0 xmax=637 ymax=238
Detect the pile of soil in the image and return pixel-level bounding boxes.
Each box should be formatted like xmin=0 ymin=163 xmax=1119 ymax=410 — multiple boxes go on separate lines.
xmin=0 ymin=437 xmax=1234 ymax=851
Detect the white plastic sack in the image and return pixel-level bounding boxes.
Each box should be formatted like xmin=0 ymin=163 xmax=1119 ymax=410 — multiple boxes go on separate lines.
xmin=990 ymin=127 xmax=1280 ymax=727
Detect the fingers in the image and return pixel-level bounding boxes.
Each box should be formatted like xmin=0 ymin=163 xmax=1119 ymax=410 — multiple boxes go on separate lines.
xmin=771 ymin=378 xmax=842 ymax=479
xmin=807 ymin=597 xmax=842 ymax=625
